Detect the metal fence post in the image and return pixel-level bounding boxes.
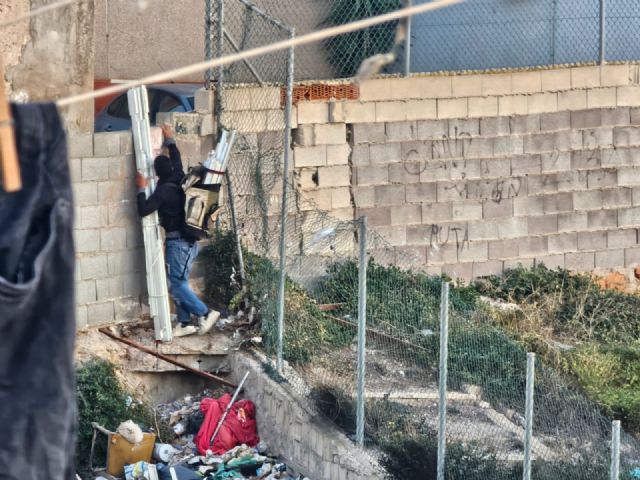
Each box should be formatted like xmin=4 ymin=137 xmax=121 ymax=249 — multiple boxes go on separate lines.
xmin=610 ymin=420 xmax=621 ymax=480
xmin=356 ymin=216 xmax=368 ymax=446
xmin=404 ymin=0 xmax=412 ymax=75
xmin=205 ymin=0 xmax=214 ymax=87
xmin=600 ymin=0 xmax=606 ymax=65
xmin=437 ymin=281 xmax=450 ymax=480
xmin=275 ymin=31 xmax=295 ymax=374
xmin=215 ymin=0 xmax=225 ymax=116
xmin=523 ymin=352 xmax=536 ymax=480
xmin=224 ymin=172 xmax=246 ymax=288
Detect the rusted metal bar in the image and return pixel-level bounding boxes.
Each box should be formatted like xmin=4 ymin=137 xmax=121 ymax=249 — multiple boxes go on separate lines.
xmin=98 ymin=328 xmax=237 ymax=389
xmin=317 ymin=303 xmax=345 ymax=312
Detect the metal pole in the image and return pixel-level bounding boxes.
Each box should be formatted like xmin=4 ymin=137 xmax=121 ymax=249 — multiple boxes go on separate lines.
xmin=276 ymin=32 xmax=295 ymax=373
xmin=356 ymin=216 xmax=368 ymax=446
xmin=523 ymin=352 xmax=536 ymax=480
xmin=600 ymin=0 xmax=606 ymax=65
xmin=210 ymin=371 xmax=250 ymax=446
xmin=205 ymin=0 xmax=214 ymax=87
xmin=551 ymin=0 xmax=557 ymax=64
xmin=225 ymin=172 xmax=246 ymax=287
xmin=437 ymin=281 xmax=450 ymax=480
xmin=404 ymin=0 xmax=412 ymax=75
xmin=610 ymin=420 xmax=621 ymax=480
xmin=215 ymin=0 xmax=225 ymax=117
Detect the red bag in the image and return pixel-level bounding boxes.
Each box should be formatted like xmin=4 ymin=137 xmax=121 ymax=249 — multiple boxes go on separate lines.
xmin=194 ymin=393 xmax=260 ymax=455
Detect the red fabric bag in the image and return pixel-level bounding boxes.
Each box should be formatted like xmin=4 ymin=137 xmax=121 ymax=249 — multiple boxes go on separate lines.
xmin=194 ymin=393 xmax=260 ymax=455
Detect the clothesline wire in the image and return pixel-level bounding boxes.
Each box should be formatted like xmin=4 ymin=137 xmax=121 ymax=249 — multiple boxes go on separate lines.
xmin=0 ymin=0 xmax=81 ymax=29
xmin=57 ymin=0 xmax=464 ymax=107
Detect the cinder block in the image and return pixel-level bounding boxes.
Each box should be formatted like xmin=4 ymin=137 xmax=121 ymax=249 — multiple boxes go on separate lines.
xmin=69 ymin=133 xmax=93 ymax=157
xmin=401 ymin=141 xmax=432 ymax=164
xmin=583 ymin=128 xmax=613 ymax=149
xmin=452 ymin=201 xmax=483 ymax=221
xmin=541 ymin=151 xmax=571 ymax=173
xmin=558 ymin=90 xmax=588 ymax=111
xmin=618 ymin=206 xmax=640 ymax=227
xmin=314 ymin=123 xmax=347 ymax=145
xmin=587 ymin=88 xmax=617 ymax=109
xmin=69 ymin=158 xmax=82 ymax=183
xmin=480 ymin=158 xmax=511 ymax=178
xmin=602 ymin=107 xmax=630 ymax=126
xmin=587 ymin=210 xmax=617 ymax=230
xmin=452 ymin=74 xmax=483 ymax=97
xmin=499 ymin=95 xmax=528 ymax=116
xmin=420 ymin=161 xmax=450 ymax=182
xmin=557 ymin=170 xmax=588 ymax=191
xmin=571 ymin=66 xmax=600 ymax=89
xmin=424 ymin=242 xmax=458 ymax=264
xmin=293 ymin=125 xmax=315 ymax=146
xmin=483 ymin=199 xmax=512 ymax=218
xmin=437 ymin=181 xmax=467 ymax=202
xmin=554 ymin=130 xmax=583 ymax=151
xmin=468 ymin=219 xmax=499 ymax=241
xmin=595 ymin=249 xmax=625 ymax=268
xmin=489 ymin=239 xmax=519 ymax=259
xmin=78 ymin=205 xmax=108 ymax=229
xmin=352 ymin=123 xmax=386 ymax=144
xmin=80 ymin=254 xmax=109 ymax=280
xmin=511 ymin=154 xmax=542 ymax=175
xmin=297 ymin=102 xmax=328 ymax=124
xmin=617 ymin=86 xmax=640 ymax=107
xmin=480 ymin=117 xmax=510 ymax=136
xmin=468 ymin=97 xmax=498 ymax=118
xmin=548 ymin=233 xmax=578 ymax=254
xmin=355 ymin=165 xmax=388 ymax=186
xmin=617 ymin=167 xmax=640 ymax=186
xmin=351 ymin=145 xmax=370 ymax=166
xmin=331 ymin=188 xmax=352 ymax=209
xmin=294 ymin=145 xmax=326 ymax=168
xmin=374 ymin=226 xmax=407 ymax=246
xmin=406 ymin=183 xmax=437 ymax=203
xmin=356 ymin=207 xmax=391 ymax=227
xmin=405 ymin=99 xmax=438 ymax=121
xmin=482 ymin=73 xmax=511 ymax=96
xmin=353 ymin=187 xmax=375 ymax=208
xmin=512 ymin=71 xmax=542 ymax=94
xmin=343 ymin=102 xmax=376 ymax=123
xmin=578 ymin=231 xmax=607 ymax=250
xmin=369 ymin=143 xmax=401 ymax=164
xmin=417 ymin=120 xmax=448 ymax=140
xmin=73 ymin=182 xmax=98 ymax=205
xmin=519 ymin=236 xmax=549 ymax=257
xmin=421 ymin=202 xmax=452 ymax=223
xmin=438 ymin=98 xmax=468 ymax=119
xmin=572 ymin=150 xmax=601 ymax=170
xmin=511 ymin=114 xmax=541 ymax=134
xmin=541 ymin=69 xmax=571 ymax=92
xmin=451 ymin=118 xmax=480 ymax=137
xmin=100 ymin=227 xmax=127 ymax=251
xmin=109 ymin=155 xmax=136 ymax=180
xmin=76 ymin=306 xmax=88 ymax=330
xmin=94 ymin=133 xmax=121 ymax=156
xmin=608 ymin=229 xmax=638 ymax=248
xmin=376 ymin=101 xmax=408 ymax=122
xmin=126 ymin=227 xmax=143 ymax=249
xmin=625 ymin=246 xmax=640 ymax=266
xmin=107 ymin=202 xmax=135 ymax=227
xmin=524 ymin=133 xmax=555 ymax=153
xmin=458 ymin=241 xmax=489 ymax=263
xmin=96 ymin=276 xmax=126 ymax=301
xmin=386 ymin=121 xmax=416 ymax=142
xmin=634 ymin=187 xmax=640 ymax=205
xmin=98 ymin=181 xmax=133 ymax=203
xmin=565 ymin=251 xmax=596 ymax=271
xmin=464 ymin=138 xmax=493 ymax=159
xmin=374 ymin=185 xmax=405 ymax=206
xmin=74 ymin=228 xmax=101 ymax=254
xmin=558 ymin=212 xmax=588 ymax=232
xmin=587 ymin=169 xmax=617 ymax=189
xmin=413 ymin=76 xmax=453 ymax=98
xmin=539 ymin=112 xmax=569 ymax=132
xmin=389 ymin=163 xmax=420 ymax=184
xmin=573 ymin=190 xmax=603 ymax=210
xmin=498 ymin=217 xmax=529 ymax=239
xmin=432 ymin=138 xmax=464 ymax=159
xmin=602 ymin=64 xmax=630 ymax=86
xmin=449 ymin=159 xmax=482 ymax=181
xmin=390 ymin=205 xmax=422 ymax=226
xmin=514 ymin=196 xmax=544 ymax=216
xmin=194 ymin=87 xmax=214 ymax=112
xmin=613 ymin=127 xmax=640 ymax=147
xmin=603 ymin=188 xmax=632 ymax=208
xmin=534 ymin=254 xmax=565 ymax=269
xmin=528 ymin=92 xmax=558 ymax=114
xmin=571 ymin=109 xmax=602 ymax=129
xmin=359 ymin=78 xmax=392 ymax=102
xmin=327 ymin=144 xmax=351 ymax=166
xmin=528 ymin=215 xmax=558 ymax=235
xmin=82 ymin=157 xmax=110 ymax=182
xmin=87 ymin=301 xmax=116 ymax=326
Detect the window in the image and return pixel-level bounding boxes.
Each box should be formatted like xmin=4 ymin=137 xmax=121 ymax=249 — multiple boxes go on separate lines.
xmin=106 ymin=95 xmax=129 ymax=118
xmin=156 ymin=93 xmax=186 ymax=114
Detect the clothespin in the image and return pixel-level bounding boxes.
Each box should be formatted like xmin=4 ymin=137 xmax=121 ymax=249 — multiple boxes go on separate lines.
xmin=0 ymin=56 xmax=20 ymax=192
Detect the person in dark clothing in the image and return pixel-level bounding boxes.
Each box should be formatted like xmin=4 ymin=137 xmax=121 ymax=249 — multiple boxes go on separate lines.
xmin=136 ymin=125 xmax=219 ymax=337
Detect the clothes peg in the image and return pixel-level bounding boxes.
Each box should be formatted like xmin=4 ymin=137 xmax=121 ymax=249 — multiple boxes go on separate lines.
xmin=0 ymin=56 xmax=21 ymax=192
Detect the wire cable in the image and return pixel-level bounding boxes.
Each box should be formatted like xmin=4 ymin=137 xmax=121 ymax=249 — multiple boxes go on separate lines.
xmin=57 ymin=0 xmax=464 ymax=107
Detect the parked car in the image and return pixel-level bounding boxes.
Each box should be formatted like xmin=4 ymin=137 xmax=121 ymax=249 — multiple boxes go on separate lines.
xmin=94 ymin=83 xmax=199 ymax=132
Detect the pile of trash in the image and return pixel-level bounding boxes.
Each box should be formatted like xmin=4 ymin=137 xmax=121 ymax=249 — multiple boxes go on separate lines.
xmin=93 ymin=389 xmax=305 ymax=480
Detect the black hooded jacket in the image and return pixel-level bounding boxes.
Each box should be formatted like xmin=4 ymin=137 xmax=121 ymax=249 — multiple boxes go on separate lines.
xmin=136 ymin=139 xmax=186 ymax=233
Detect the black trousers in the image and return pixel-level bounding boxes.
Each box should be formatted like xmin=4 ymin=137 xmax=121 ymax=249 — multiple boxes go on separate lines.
xmin=0 ymin=104 xmax=76 ymax=479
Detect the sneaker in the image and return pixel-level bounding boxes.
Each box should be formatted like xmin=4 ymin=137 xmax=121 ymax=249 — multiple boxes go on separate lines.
xmin=174 ymin=324 xmax=198 ymax=337
xmin=198 ymin=310 xmax=221 ymax=335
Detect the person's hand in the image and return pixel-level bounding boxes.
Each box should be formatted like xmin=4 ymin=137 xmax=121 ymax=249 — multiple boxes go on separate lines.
xmin=136 ymin=172 xmax=148 ymax=190
xmin=161 ymin=124 xmax=174 ymax=139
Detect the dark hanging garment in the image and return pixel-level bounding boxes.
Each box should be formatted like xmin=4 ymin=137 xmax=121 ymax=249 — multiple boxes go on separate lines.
xmin=0 ymin=103 xmax=76 ymax=479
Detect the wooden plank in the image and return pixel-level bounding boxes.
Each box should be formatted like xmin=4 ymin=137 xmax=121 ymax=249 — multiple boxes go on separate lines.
xmin=0 ymin=57 xmax=20 ymax=192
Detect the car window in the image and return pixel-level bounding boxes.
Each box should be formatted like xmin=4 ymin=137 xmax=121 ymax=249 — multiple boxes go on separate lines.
xmin=187 ymin=97 xmax=195 ymax=110
xmin=106 ymin=95 xmax=129 ymax=118
xmin=156 ymin=93 xmax=186 ymax=113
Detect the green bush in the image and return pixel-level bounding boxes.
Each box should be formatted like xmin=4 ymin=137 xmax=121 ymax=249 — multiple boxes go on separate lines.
xmin=322 ymin=0 xmax=402 ymax=77
xmin=200 ymin=230 xmax=243 ymax=308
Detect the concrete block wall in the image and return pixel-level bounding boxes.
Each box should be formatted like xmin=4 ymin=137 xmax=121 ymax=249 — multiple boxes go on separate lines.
xmin=292 ymin=64 xmax=640 ymax=280
xmin=69 ymin=131 xmax=146 ymax=329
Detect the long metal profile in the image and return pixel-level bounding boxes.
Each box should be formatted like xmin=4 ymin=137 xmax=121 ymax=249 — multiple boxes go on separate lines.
xmin=437 ymin=281 xmax=450 ymax=480
xmin=127 ymin=86 xmax=173 ymax=342
xmin=356 ymin=216 xmax=368 ymax=446
xmin=523 ymin=352 xmax=536 ymax=480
